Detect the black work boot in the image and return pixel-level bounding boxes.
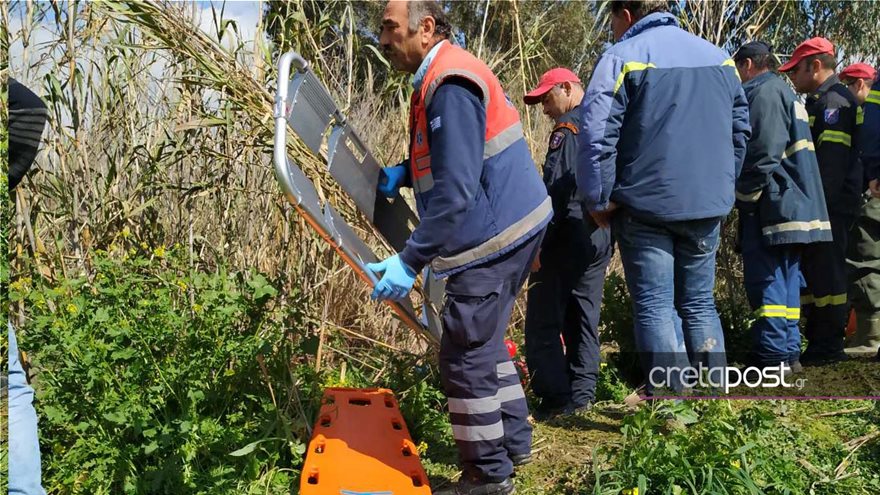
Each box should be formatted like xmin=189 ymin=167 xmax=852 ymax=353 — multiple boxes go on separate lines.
xmin=435 ymin=475 xmax=515 ymax=495
xmin=561 ymin=400 xmax=593 ymax=417
xmin=509 ymin=452 xmax=532 ymax=467
xmin=532 ymin=397 xmax=569 ymax=421
xmin=800 ymin=349 xmax=849 ymax=366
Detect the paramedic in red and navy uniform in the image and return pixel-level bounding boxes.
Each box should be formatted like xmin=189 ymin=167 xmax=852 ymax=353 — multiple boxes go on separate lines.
xmin=370 ymin=2 xmax=552 ymax=493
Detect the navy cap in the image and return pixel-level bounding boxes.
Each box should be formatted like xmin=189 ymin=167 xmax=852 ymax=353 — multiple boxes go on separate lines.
xmin=733 ymin=41 xmax=773 ymax=62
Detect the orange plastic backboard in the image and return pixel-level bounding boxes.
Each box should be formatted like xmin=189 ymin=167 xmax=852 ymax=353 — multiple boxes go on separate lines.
xmin=300 ymin=387 xmax=432 ymax=494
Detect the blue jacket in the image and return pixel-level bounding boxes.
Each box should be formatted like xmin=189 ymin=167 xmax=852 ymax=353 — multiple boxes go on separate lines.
xmin=542 ymin=107 xmax=589 ymax=241
xmin=398 ymin=61 xmax=551 ymax=278
xmin=576 ymin=13 xmax=750 ymax=222
xmin=862 ymin=79 xmax=880 ymax=182
xmin=736 ymin=71 xmax=831 ymax=245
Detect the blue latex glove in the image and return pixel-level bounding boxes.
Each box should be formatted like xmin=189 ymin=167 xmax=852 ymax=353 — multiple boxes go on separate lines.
xmin=366 ymin=254 xmax=416 ymax=301
xmin=377 ymin=165 xmax=407 ymax=198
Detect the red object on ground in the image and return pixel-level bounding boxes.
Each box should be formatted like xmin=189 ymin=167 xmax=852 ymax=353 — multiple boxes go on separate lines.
xmin=505 ymin=339 xmax=518 ymax=358
xmin=846 ymin=308 xmax=857 ymax=338
xmin=300 ymin=387 xmax=431 ymax=494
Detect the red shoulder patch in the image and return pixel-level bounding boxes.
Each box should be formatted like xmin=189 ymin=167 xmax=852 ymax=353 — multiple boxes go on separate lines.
xmin=553 ymin=122 xmax=579 ymax=134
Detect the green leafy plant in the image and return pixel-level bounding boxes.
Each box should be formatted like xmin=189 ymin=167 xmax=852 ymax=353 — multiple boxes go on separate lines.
xmin=16 ymin=246 xmax=317 ymax=494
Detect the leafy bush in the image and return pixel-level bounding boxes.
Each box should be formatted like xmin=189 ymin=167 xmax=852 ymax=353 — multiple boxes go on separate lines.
xmin=594 ymin=400 xmax=880 ymax=495
xmin=13 ymin=246 xmax=319 ymax=494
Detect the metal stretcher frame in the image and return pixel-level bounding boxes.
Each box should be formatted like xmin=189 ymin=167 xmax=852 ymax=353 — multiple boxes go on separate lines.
xmin=273 ymin=51 xmax=441 ymax=345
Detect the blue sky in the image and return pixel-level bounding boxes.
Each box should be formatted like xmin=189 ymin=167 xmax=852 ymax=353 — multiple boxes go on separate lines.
xmin=8 ymin=1 xmax=265 ymax=80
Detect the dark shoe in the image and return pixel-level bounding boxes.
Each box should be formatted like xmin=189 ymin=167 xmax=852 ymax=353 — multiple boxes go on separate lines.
xmin=532 ymin=398 xmax=569 ymax=421
xmin=561 ymin=400 xmax=593 ymax=417
xmin=509 ymin=452 xmax=532 ymax=467
xmin=434 ymin=476 xmax=515 ymax=495
xmin=801 ymin=350 xmax=849 ymax=366
xmin=788 ymin=361 xmax=803 ymax=374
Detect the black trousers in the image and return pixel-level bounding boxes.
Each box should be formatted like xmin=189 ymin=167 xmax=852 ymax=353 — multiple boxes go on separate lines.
xmin=524 ymin=219 xmax=613 ymax=407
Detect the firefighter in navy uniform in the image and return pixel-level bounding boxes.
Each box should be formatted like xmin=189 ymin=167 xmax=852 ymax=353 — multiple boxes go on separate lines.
xmin=732 ymin=42 xmax=832 ymax=372
xmin=840 ymin=63 xmax=880 ymax=357
xmin=780 ymin=37 xmax=861 ymax=365
xmin=521 ymin=68 xmax=612 ymax=419
xmin=867 ymin=75 xmax=880 ymax=360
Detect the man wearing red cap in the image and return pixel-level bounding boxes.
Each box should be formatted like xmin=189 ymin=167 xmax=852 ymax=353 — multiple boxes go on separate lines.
xmin=732 ymin=41 xmax=831 ymax=372
xmin=841 ymin=63 xmax=880 ymax=357
xmin=860 ymin=70 xmax=880 ymax=361
xmin=780 ymin=37 xmax=861 ymax=365
xmin=840 ymin=63 xmax=877 ymax=107
xmin=521 ymin=68 xmax=612 ymax=419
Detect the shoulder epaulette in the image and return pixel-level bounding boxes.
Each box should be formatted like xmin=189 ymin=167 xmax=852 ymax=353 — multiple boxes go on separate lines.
xmin=553 ymin=122 xmax=579 ymax=134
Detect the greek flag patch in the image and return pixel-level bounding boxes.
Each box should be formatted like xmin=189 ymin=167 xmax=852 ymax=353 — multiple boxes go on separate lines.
xmin=430 ymin=116 xmax=442 ymax=131
xmin=824 ymin=108 xmax=839 ymax=125
xmin=549 ymin=131 xmax=565 ymax=150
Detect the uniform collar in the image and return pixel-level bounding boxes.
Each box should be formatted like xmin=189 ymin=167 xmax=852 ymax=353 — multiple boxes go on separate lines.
xmin=742 ymin=70 xmax=775 ymax=91
xmin=556 ymin=106 xmax=583 ymax=125
xmin=619 ymin=12 xmax=679 ymax=42
xmin=412 ymin=40 xmax=447 ymax=92
xmin=809 ymin=74 xmax=840 ymax=100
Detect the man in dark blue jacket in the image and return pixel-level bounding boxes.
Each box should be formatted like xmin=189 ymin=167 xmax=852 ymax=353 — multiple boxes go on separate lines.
xmin=577 ymin=0 xmax=750 ymax=394
xmin=521 ymin=68 xmax=613 ymax=419
xmin=869 ymin=78 xmax=880 ymax=361
xmin=733 ymin=42 xmax=832 ymax=371
xmin=781 ymin=37 xmax=861 ymax=365
xmin=863 ymin=78 xmax=880 ymax=198
xmin=841 ymin=63 xmax=880 ymax=357
xmin=372 ymin=1 xmax=551 ymax=492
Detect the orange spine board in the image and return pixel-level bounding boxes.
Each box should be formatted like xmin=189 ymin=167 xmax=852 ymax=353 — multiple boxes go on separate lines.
xmin=300 ymin=387 xmax=432 ymax=494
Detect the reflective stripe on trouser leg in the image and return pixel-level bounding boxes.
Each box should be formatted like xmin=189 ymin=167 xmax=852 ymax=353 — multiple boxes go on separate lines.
xmin=494 ymin=233 xmax=542 ymax=459
xmin=800 ymin=215 xmax=850 ymax=353
xmin=786 ymin=253 xmax=803 ymax=363
xmin=438 ymin=232 xmax=542 ymax=482
xmin=741 ymin=212 xmax=800 ymax=365
xmin=495 ymin=358 xmax=531 ymax=457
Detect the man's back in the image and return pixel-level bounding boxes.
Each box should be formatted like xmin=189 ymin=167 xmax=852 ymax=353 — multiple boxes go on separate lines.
xmin=578 ymin=12 xmax=750 ymax=222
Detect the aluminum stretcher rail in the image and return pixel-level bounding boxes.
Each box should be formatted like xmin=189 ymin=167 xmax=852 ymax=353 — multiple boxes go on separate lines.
xmin=273 ymin=51 xmax=444 ymax=346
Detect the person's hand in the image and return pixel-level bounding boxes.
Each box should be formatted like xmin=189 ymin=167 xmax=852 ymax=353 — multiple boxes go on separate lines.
xmin=377 ymin=165 xmax=407 ymax=198
xmin=366 ymin=254 xmax=416 ymax=301
xmin=589 ymin=201 xmax=619 ymax=228
xmin=870 ymin=179 xmax=880 ymax=199
xmin=530 ymin=248 xmax=542 ymax=272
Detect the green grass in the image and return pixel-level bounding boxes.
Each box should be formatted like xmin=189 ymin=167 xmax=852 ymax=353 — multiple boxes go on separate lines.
xmin=11 ymin=246 xmax=880 ymax=494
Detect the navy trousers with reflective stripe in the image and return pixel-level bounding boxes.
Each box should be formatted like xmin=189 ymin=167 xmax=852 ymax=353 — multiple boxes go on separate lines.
xmin=801 ymin=214 xmax=851 ymax=355
xmin=741 ymin=212 xmax=803 ymax=365
xmin=439 ymin=229 xmax=542 ymax=483
xmin=525 ymin=219 xmax=612 ymax=407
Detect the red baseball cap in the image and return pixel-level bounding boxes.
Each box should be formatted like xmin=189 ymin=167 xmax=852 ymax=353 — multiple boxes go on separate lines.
xmin=840 ymin=63 xmax=877 ymax=81
xmin=524 ymin=68 xmax=581 ymax=105
xmin=779 ymin=37 xmax=834 ymax=72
